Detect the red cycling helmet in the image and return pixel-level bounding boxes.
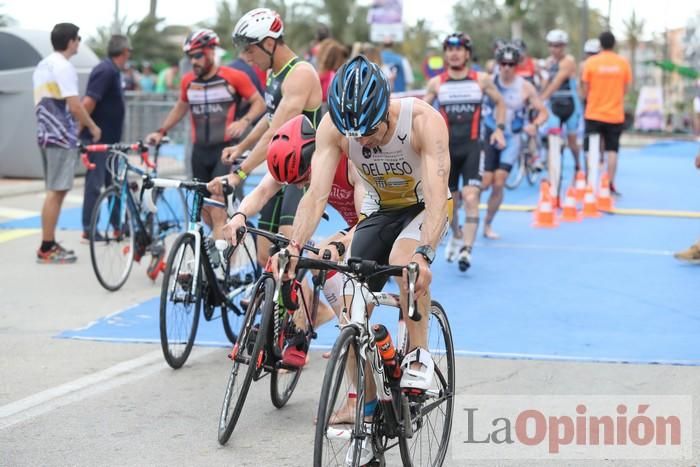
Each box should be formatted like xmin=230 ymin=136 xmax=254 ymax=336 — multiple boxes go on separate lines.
xmin=267 ymin=115 xmax=316 ymax=184
xmin=183 ymin=29 xmax=220 ymax=53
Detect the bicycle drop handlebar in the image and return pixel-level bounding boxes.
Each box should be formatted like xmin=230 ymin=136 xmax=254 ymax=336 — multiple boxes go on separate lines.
xmin=78 ymin=138 xmax=170 ymax=171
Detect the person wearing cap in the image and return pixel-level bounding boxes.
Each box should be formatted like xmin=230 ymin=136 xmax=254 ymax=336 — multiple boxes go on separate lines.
xmin=80 ymin=35 xmax=132 ymax=243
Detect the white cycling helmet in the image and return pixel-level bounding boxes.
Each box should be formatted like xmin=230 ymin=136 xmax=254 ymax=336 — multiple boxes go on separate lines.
xmin=584 ymin=38 xmax=601 ymax=54
xmin=546 ymin=29 xmax=569 ymax=45
xmin=233 ymin=8 xmax=284 ymax=48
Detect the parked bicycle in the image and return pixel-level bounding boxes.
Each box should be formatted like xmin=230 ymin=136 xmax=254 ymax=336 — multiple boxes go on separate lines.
xmin=79 ymin=140 xmax=188 ymax=291
xmin=218 ymin=226 xmax=330 ymax=445
xmin=305 ymin=256 xmax=455 ymax=467
xmin=148 ymin=178 xmax=259 ymax=369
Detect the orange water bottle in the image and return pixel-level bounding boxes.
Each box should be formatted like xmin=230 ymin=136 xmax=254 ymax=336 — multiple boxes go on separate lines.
xmin=373 ymin=324 xmax=401 ymax=380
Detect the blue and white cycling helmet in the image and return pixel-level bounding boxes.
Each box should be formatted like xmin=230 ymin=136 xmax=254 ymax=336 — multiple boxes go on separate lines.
xmin=327 ymin=55 xmax=390 ymax=137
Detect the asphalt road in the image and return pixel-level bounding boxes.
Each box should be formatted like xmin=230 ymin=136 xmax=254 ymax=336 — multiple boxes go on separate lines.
xmin=1 ymin=187 xmax=699 ymax=467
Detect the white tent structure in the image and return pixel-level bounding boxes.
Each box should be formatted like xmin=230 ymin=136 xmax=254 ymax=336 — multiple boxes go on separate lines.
xmin=0 ymin=28 xmax=99 ymax=178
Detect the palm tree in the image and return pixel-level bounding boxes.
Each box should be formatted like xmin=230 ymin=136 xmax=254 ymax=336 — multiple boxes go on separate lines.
xmin=623 ymin=9 xmax=644 ymax=91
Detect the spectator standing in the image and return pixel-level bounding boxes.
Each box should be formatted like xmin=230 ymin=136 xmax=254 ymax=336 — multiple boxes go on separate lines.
xmin=80 ymin=35 xmax=131 ymax=242
xmin=581 ymin=31 xmax=632 ymax=195
xmin=33 ymin=23 xmax=101 ymax=263
xmin=381 ymin=39 xmax=413 ymax=92
xmin=316 ymin=38 xmax=349 ymax=106
xmin=138 ymin=61 xmax=157 ymax=93
xmin=155 ymin=60 xmax=180 ymax=93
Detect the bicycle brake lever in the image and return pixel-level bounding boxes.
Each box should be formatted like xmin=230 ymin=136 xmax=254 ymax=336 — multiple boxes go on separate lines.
xmin=407 ymin=262 xmax=421 ymax=322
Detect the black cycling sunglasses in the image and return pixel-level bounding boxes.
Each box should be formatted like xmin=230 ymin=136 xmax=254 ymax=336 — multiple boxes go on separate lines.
xmin=500 ymin=62 xmax=517 ymax=68
xmin=187 ymin=51 xmax=205 ymax=60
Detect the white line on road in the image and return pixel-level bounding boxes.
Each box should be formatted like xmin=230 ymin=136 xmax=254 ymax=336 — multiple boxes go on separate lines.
xmin=0 ymin=348 xmax=217 ymax=431
xmin=0 ymin=206 xmax=39 ymax=219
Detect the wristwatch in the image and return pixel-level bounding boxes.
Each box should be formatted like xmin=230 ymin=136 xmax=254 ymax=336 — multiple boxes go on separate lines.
xmin=413 ymin=245 xmax=435 ymax=265
xmin=497 ymin=123 xmax=506 ymax=131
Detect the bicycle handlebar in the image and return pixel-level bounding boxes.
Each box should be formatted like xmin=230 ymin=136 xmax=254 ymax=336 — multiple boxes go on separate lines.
xmin=79 ymin=139 xmax=166 ymax=170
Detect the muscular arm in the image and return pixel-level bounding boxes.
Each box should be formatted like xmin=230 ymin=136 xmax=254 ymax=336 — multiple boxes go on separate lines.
xmin=541 ymin=56 xmax=576 ymax=101
xmin=422 ymin=76 xmax=440 ymax=105
xmin=158 ymin=99 xmax=189 ymax=133
xmin=239 ymin=64 xmax=319 ymax=175
xmin=524 ymin=81 xmax=548 ymax=126
xmin=413 ymin=103 xmax=450 ymax=250
xmin=237 ymin=173 xmax=283 ymax=218
xmin=235 ymin=116 xmax=270 ymax=153
xmin=290 ymin=115 xmax=343 ymax=247
xmin=240 ymin=91 xmax=266 ymax=126
xmin=479 ymin=73 xmax=506 ymax=125
xmin=349 ymin=163 xmax=365 ymax=219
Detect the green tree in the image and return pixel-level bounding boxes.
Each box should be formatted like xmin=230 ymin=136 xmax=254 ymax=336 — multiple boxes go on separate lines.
xmin=623 ymin=9 xmax=644 ymax=91
xmin=401 ymin=19 xmax=437 ymax=87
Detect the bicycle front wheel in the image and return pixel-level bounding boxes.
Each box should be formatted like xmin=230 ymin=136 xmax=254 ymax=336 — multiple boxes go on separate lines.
xmin=270 ymin=306 xmax=303 ymax=409
xmin=89 ymin=186 xmax=135 ymax=291
xmin=505 ymin=150 xmax=526 ymax=190
xmin=159 ymin=233 xmax=202 ymax=369
xmin=398 ymin=300 xmax=455 ymax=467
xmin=218 ymin=275 xmax=274 ymax=445
xmin=314 ymin=325 xmax=364 ymax=467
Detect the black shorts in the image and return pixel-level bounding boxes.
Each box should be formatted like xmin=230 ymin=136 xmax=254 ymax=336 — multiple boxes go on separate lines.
xmin=448 ymin=140 xmax=483 ymax=192
xmin=258 ymin=184 xmax=304 ymax=233
xmin=584 ymin=119 xmax=624 ymax=152
xmin=191 ymin=142 xmax=230 ymax=182
xmin=350 ymin=203 xmax=424 ymax=292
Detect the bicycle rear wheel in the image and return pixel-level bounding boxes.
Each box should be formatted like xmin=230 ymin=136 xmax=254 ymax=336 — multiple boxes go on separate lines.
xmin=218 ymin=275 xmax=274 ymax=445
xmin=159 ymin=233 xmax=201 ymax=369
xmin=89 ymin=186 xmax=135 ymax=291
xmin=314 ymin=325 xmax=365 ymax=467
xmin=398 ymin=301 xmax=455 ymax=467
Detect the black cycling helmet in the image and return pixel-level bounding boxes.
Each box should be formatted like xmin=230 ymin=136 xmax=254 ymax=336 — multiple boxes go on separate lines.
xmin=492 ymin=38 xmax=506 ymax=51
xmin=443 ymin=32 xmax=472 ymax=51
xmin=496 ymin=43 xmax=522 ymax=64
xmin=327 ymin=55 xmax=391 ymax=137
xmin=512 ymin=38 xmax=527 ymax=52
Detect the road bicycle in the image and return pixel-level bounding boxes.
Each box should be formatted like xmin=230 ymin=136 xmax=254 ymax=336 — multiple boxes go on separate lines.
xmin=145 ymin=178 xmax=259 ymax=369
xmin=80 ymin=141 xmax=188 ymax=291
xmin=218 ymin=226 xmax=331 ymax=445
xmin=306 ymin=256 xmax=455 ymax=467
xmin=505 ymin=131 xmax=545 ymax=190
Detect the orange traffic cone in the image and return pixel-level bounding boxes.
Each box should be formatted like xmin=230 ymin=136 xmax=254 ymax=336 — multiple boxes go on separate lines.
xmin=533 ymin=181 xmax=558 ymax=228
xmin=582 ymin=184 xmax=601 ymax=218
xmin=596 ymin=172 xmax=614 ymax=212
xmin=561 ymin=186 xmax=581 ymax=222
xmin=574 ymin=170 xmax=586 ymax=202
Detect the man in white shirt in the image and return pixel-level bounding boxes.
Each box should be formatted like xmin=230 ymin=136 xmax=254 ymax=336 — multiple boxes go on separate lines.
xmin=33 ymin=22 xmax=101 ymax=263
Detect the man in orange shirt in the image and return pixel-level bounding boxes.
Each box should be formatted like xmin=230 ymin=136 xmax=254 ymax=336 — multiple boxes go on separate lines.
xmin=581 ymin=31 xmax=632 ymax=195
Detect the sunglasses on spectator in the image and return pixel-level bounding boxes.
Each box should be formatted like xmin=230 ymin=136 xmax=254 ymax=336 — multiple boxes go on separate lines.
xmin=188 ymin=51 xmax=205 ymax=60
xmin=500 ymin=62 xmax=517 ymax=68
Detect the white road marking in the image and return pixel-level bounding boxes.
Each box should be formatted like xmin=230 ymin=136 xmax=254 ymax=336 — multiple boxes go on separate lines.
xmin=0 ymin=206 xmax=39 ymax=219
xmin=0 ymin=347 xmax=217 ymax=430
xmin=478 ymin=242 xmax=673 ymax=256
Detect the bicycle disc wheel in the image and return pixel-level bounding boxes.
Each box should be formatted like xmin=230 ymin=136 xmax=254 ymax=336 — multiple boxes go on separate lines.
xmin=159 ymin=233 xmax=202 ymax=369
xmin=314 ymin=325 xmax=365 ymax=467
xmin=218 ymin=276 xmax=274 ymax=445
xmin=398 ymin=301 xmax=455 ymax=467
xmin=89 ymin=186 xmax=135 ymax=291
xmin=270 ymin=308 xmax=303 ymax=409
